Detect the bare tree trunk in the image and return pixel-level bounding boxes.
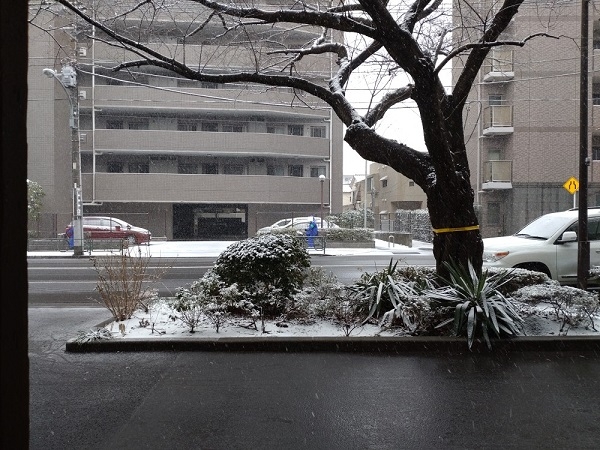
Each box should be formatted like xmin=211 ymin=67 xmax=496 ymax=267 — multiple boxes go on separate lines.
xmin=345 ymin=117 xmax=484 ymax=281
xmin=428 ymin=187 xmax=483 ymax=280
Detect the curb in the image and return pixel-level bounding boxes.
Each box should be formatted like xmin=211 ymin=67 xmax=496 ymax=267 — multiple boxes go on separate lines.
xmin=65 ymin=335 xmax=600 ymax=353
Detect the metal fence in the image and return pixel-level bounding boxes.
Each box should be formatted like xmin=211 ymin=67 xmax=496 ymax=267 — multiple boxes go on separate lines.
xmin=29 ymin=211 xmax=168 ymax=239
xmin=377 ymin=210 xmax=433 ymax=243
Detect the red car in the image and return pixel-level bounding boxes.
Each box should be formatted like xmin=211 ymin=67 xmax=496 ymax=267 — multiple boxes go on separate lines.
xmin=66 ymin=216 xmax=151 ymax=245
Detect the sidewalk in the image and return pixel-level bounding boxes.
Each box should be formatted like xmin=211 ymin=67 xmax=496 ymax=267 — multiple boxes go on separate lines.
xmin=27 ymin=238 xmax=434 ymax=258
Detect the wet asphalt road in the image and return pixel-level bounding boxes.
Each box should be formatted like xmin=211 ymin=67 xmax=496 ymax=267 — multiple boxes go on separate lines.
xmin=29 ymin=307 xmax=600 ymax=449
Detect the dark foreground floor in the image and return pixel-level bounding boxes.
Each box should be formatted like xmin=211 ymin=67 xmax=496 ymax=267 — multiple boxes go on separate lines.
xmin=29 ymin=308 xmax=600 ymax=449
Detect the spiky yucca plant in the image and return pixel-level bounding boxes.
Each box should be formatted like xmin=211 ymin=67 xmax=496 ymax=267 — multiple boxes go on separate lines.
xmin=429 ymin=261 xmax=524 ymax=349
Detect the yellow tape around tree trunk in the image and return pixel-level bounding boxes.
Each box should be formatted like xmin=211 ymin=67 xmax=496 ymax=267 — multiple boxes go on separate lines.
xmin=432 ymin=225 xmax=480 ymax=234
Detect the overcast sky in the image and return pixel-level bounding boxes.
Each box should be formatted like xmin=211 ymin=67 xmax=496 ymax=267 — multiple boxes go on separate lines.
xmin=341 ymin=62 xmax=451 ymax=176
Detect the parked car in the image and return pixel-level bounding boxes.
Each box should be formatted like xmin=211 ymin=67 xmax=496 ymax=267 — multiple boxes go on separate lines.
xmin=257 ymin=217 xmax=338 ymax=234
xmin=65 ymin=216 xmax=151 ymax=245
xmin=482 ymin=208 xmax=600 ymax=284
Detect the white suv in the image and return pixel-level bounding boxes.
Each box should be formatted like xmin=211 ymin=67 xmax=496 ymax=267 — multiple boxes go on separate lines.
xmin=483 ymin=208 xmax=600 ymax=284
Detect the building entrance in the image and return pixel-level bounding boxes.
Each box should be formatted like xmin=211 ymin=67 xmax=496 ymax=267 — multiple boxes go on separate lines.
xmin=173 ymin=204 xmax=248 ymax=240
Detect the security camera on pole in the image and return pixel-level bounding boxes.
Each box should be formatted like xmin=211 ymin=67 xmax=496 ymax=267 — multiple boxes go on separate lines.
xmin=43 ymin=65 xmax=84 ymax=256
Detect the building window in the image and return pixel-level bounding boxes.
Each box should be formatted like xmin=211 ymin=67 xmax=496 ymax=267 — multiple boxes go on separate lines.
xmin=310 ymin=166 xmax=326 ymax=177
xmin=178 ymin=163 xmax=198 ymax=174
xmin=128 ymin=163 xmax=149 ymax=173
xmin=488 ymin=149 xmax=502 ymax=161
xmin=593 ymin=147 xmax=600 ymax=161
xmin=107 ymin=161 xmax=123 ymax=173
xmin=382 ymin=179 xmax=388 ymax=188
xmin=593 ymin=93 xmax=600 ymax=106
xmin=267 ymin=165 xmax=284 ymax=176
xmin=201 ymin=122 xmax=219 ymax=132
xmin=223 ymin=164 xmax=244 ymax=175
xmin=288 ymin=125 xmax=304 ymax=136
xmin=488 ymin=94 xmax=504 ymax=106
xmin=202 ymin=163 xmax=218 ymax=174
xmin=487 ymin=202 xmax=501 ymax=225
xmin=128 ymin=120 xmax=149 ymax=130
xmin=222 ymin=123 xmax=247 ymax=133
xmin=106 ymin=120 xmax=123 ymax=129
xmin=288 ymin=165 xmax=303 ymax=177
xmin=200 ymin=81 xmax=219 ymax=89
xmin=409 ymin=181 xmax=415 ymax=186
xmin=366 ymin=176 xmax=373 ymax=192
xmin=266 ymin=125 xmax=285 ymax=134
xmin=178 ymin=120 xmax=197 ymax=131
xmin=310 ymin=126 xmax=326 ymax=138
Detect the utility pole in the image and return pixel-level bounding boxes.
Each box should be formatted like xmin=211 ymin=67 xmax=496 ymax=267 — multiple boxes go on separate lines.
xmin=43 ymin=66 xmax=84 ymax=257
xmin=578 ymin=0 xmax=590 ymax=289
xmin=319 ymin=174 xmax=325 ymax=228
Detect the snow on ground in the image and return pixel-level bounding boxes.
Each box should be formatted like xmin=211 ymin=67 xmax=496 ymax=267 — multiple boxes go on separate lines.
xmin=27 ymin=239 xmax=434 ymax=259
xmin=98 ymin=299 xmax=599 ymax=341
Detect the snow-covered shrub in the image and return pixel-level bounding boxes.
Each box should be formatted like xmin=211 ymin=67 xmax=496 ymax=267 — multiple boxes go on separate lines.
xmin=201 ymin=300 xmax=229 ymax=333
xmin=213 ymin=234 xmax=310 ymax=316
xmin=173 ymin=274 xmax=247 ymax=332
xmin=74 ymin=328 xmax=112 ymax=344
xmin=332 ymin=298 xmax=363 ymax=336
xmin=511 ymin=285 xmax=599 ymax=333
xmin=258 ymin=227 xmax=298 ymax=236
xmin=322 ymin=228 xmax=373 ymax=242
xmin=379 ymin=295 xmax=457 ymax=336
xmin=171 ymin=287 xmax=205 ymax=332
xmin=393 ymin=265 xmax=437 ymax=286
xmin=348 ymin=259 xmax=425 ymax=323
xmin=289 ymin=267 xmax=346 ymax=320
xmin=484 ymin=267 xmax=556 ymax=296
xmin=328 ymin=209 xmax=374 ymax=229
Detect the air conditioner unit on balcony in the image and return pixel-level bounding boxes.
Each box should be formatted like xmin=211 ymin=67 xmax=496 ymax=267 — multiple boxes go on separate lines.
xmin=78 ymin=47 xmax=87 ymax=57
xmin=79 ymin=90 xmax=87 ymax=100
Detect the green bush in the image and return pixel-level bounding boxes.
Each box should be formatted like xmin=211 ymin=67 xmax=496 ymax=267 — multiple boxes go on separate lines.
xmin=212 ymin=234 xmax=311 ymax=316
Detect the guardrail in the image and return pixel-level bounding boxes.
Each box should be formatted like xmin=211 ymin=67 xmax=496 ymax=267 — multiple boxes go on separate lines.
xmin=296 ymin=235 xmax=327 ymax=255
xmin=84 ymin=238 xmax=130 ymax=254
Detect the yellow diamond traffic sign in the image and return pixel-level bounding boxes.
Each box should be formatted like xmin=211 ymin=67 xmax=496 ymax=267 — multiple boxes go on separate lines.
xmin=563 ymin=177 xmax=579 ymax=195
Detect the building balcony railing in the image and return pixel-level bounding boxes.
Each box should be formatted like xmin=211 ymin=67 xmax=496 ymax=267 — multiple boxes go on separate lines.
xmin=79 ymin=129 xmax=330 ymax=159
xmin=483 ymin=49 xmax=514 ymax=82
xmin=481 ymin=160 xmax=513 ymax=190
xmin=82 ymin=173 xmax=330 ymax=204
xmin=78 ymin=85 xmax=329 ymax=118
xmin=482 ymin=105 xmax=514 ymax=136
xmin=85 ymin=41 xmax=331 ymax=81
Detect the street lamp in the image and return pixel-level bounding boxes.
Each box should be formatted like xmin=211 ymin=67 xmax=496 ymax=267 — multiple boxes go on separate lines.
xmin=43 ymin=66 xmax=84 ymax=256
xmin=319 ymin=174 xmax=326 ymax=228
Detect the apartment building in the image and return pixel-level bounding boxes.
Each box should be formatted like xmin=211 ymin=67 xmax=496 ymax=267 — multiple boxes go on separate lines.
xmin=366 ymin=163 xmax=427 ymax=216
xmin=345 ymin=164 xmax=427 ymax=230
xmin=456 ymin=1 xmax=600 ymax=238
xmin=28 ymin=2 xmax=343 ymax=240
